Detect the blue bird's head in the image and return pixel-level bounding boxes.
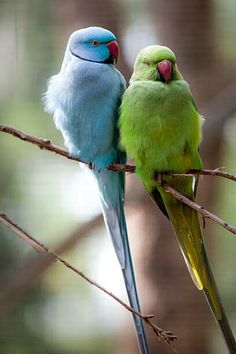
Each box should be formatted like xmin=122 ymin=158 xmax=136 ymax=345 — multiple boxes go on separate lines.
xmin=68 ymin=27 xmax=119 ymax=64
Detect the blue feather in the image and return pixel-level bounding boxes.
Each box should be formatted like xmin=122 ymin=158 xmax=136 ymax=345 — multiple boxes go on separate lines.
xmin=44 ymin=27 xmax=149 ymax=354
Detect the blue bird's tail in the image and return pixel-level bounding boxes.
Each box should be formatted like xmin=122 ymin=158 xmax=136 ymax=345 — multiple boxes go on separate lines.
xmin=93 ymin=163 xmax=150 ymax=354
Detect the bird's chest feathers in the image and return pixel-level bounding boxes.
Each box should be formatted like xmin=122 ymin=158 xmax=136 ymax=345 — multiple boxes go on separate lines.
xmin=133 ymin=83 xmax=190 ymax=140
xmin=122 ymin=81 xmax=198 ymax=174
xmin=61 ymin=61 xmax=119 ymax=112
xmin=53 ymin=60 xmax=123 ymax=162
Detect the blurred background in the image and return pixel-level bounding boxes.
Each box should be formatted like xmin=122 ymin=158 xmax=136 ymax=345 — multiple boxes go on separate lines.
xmin=0 ymin=0 xmax=236 ymax=353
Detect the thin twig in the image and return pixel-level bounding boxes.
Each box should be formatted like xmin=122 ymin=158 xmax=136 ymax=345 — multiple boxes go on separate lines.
xmin=168 ymin=168 xmax=236 ymax=183
xmin=0 ymin=212 xmax=177 ymax=346
xmin=0 ymin=214 xmax=103 ymax=316
xmin=161 ymin=183 xmax=236 ymax=235
xmin=0 ymin=124 xmax=80 ymax=163
xmin=1 ymin=124 xmax=236 ymax=182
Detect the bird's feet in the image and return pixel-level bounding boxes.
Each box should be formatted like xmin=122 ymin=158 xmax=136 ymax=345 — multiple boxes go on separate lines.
xmin=155 ymin=171 xmax=164 ymax=186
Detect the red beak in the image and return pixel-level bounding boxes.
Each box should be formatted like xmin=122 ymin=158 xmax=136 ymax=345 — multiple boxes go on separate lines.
xmin=107 ymin=40 xmax=119 ymax=63
xmin=157 ymin=60 xmax=172 ymax=83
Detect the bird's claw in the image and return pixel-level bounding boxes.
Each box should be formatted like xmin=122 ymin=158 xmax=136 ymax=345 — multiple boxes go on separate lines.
xmin=156 ymin=172 xmax=164 ymax=185
xmin=88 ymin=162 xmax=93 ymax=170
xmin=89 ymin=162 xmax=102 ymax=173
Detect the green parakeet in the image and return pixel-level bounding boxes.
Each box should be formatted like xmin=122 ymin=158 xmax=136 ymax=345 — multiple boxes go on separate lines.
xmin=119 ymin=45 xmax=236 ymax=353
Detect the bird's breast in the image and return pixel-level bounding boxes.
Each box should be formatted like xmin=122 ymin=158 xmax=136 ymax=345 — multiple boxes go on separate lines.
xmin=55 ymin=60 xmax=123 ymax=163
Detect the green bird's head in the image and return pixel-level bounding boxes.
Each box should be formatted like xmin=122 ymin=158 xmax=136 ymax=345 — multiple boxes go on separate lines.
xmin=130 ymin=45 xmax=183 ymax=83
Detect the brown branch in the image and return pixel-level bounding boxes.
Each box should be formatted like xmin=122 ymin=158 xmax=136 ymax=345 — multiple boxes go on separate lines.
xmin=0 ymin=212 xmax=177 ymax=346
xmin=0 ymin=214 xmax=103 ymax=316
xmin=1 ymin=123 xmax=236 ymax=237
xmin=1 ymin=124 xmax=236 ymax=182
xmin=168 ymin=168 xmax=236 ymax=183
xmin=0 ymin=124 xmax=80 ymax=163
xmin=162 ymin=183 xmax=236 ymax=235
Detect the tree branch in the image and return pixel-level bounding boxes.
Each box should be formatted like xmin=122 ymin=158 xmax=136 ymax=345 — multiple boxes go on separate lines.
xmin=1 ymin=124 xmax=236 ymax=236
xmin=1 ymin=124 xmax=236 ymax=181
xmin=0 ymin=212 xmax=177 ymax=346
xmin=161 ymin=183 xmax=236 ymax=234
xmin=167 ymin=168 xmax=236 ymax=183
xmin=0 ymin=214 xmax=103 ymax=315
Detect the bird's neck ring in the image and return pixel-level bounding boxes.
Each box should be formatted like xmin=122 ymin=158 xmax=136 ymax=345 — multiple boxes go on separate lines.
xmin=70 ymin=50 xmax=113 ymax=64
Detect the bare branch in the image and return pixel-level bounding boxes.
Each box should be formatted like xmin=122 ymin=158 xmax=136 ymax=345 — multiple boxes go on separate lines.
xmin=0 ymin=214 xmax=103 ymax=316
xmin=1 ymin=124 xmax=236 ymax=182
xmin=168 ymin=168 xmax=236 ymax=183
xmin=0 ymin=124 xmax=80 ymax=163
xmin=161 ymin=183 xmax=236 ymax=235
xmin=0 ymin=212 xmax=177 ymax=346
xmin=1 ymin=124 xmax=236 ymax=237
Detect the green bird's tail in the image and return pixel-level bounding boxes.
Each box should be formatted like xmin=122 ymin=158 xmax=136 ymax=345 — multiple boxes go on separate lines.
xmin=152 ymin=176 xmax=236 ymax=353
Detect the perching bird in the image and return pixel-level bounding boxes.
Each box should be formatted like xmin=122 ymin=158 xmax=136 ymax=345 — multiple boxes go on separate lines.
xmin=43 ymin=27 xmax=149 ymax=354
xmin=119 ymin=45 xmax=236 ymax=353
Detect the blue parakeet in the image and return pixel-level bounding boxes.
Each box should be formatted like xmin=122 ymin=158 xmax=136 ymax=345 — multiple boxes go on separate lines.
xmin=44 ymin=27 xmax=149 ymax=354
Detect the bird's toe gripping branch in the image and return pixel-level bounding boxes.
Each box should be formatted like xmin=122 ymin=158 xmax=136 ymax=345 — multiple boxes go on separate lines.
xmin=155 ymin=172 xmax=164 ymax=186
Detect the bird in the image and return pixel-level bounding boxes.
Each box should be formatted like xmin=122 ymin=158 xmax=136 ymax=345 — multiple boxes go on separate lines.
xmin=43 ymin=26 xmax=149 ymax=354
xmin=119 ymin=44 xmax=236 ymax=353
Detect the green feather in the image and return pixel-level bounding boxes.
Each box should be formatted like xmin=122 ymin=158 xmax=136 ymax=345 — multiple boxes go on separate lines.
xmin=119 ymin=45 xmax=236 ymax=352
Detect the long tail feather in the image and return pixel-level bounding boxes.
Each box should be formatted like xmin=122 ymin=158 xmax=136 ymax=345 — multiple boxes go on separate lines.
xmin=94 ymin=168 xmax=150 ymax=354
xmin=152 ymin=176 xmax=236 ymax=353
xmin=204 ymin=276 xmax=236 ymax=353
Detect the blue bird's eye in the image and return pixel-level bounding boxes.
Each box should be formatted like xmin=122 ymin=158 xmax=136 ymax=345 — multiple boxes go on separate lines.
xmin=92 ymin=40 xmax=100 ymax=46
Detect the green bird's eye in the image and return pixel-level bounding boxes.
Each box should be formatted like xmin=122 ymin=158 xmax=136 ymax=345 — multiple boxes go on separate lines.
xmin=145 ymin=60 xmax=152 ymax=66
